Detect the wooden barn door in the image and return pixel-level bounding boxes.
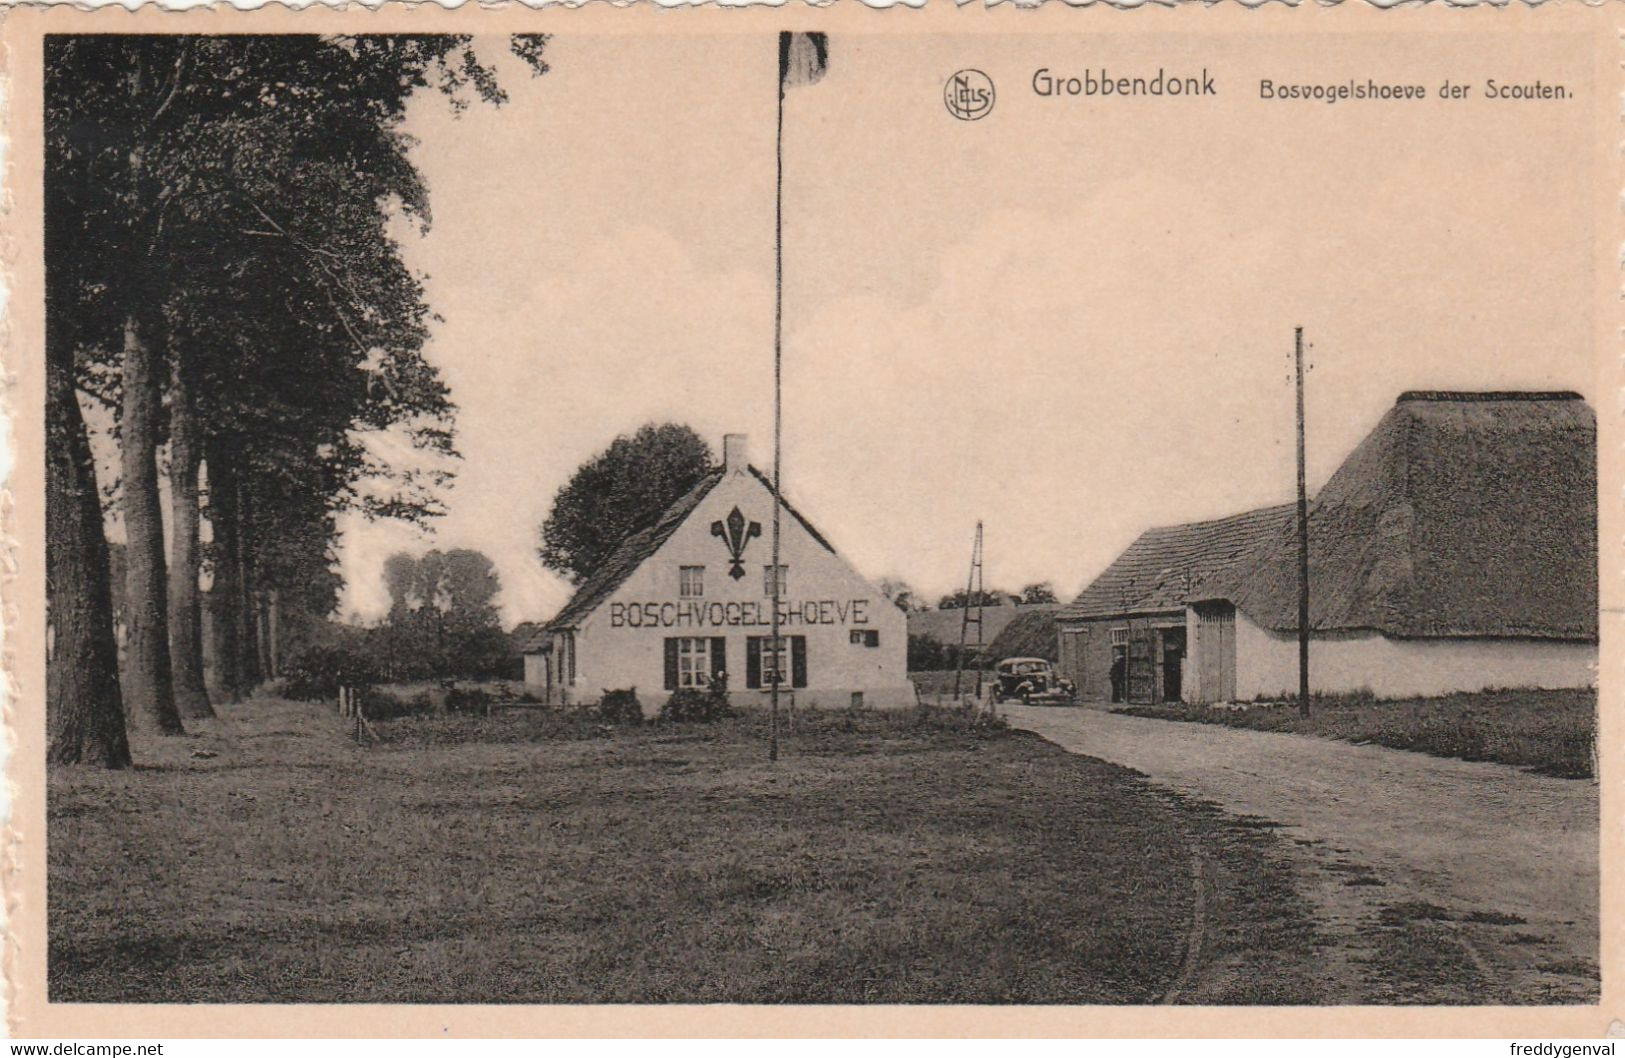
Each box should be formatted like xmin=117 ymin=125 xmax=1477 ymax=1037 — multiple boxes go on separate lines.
xmin=1127 ymin=625 xmax=1155 ymax=704
xmin=1194 ymin=604 xmax=1236 ymax=703
xmin=1059 ymin=628 xmax=1087 ymax=697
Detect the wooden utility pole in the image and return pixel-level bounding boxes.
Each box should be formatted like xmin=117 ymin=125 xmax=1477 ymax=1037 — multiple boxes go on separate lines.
xmin=1295 ymin=327 xmax=1311 ymax=717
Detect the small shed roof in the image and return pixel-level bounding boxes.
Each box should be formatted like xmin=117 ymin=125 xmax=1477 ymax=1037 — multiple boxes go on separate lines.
xmin=1060 ymin=504 xmax=1295 ymax=621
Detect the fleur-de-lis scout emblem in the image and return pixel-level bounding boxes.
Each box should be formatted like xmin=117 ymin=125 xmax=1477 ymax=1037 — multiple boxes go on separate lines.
xmin=711 ymin=506 xmax=763 ymax=579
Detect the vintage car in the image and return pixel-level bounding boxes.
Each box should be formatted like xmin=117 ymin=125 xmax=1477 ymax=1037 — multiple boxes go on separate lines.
xmin=990 ymin=657 xmax=1076 ymax=705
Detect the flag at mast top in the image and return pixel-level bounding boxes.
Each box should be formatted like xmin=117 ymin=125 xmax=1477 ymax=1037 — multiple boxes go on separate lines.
xmin=779 ymin=32 xmax=829 ymax=92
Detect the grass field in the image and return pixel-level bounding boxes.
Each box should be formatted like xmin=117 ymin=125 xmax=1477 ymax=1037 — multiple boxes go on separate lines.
xmin=909 ymin=669 xmax=991 ymax=702
xmin=48 ymin=697 xmax=1324 ymax=1004
xmin=1119 ymin=688 xmax=1596 ymax=779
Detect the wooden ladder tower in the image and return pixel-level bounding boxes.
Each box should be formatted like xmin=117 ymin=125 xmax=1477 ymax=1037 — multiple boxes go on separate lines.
xmin=952 ymin=521 xmax=986 ymax=701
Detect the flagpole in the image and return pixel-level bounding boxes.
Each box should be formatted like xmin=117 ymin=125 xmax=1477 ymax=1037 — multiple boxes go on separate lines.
xmin=769 ymin=38 xmax=786 ymax=764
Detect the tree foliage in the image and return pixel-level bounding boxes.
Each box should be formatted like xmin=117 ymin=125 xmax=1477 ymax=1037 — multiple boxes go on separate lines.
xmin=44 ymin=34 xmax=551 ymax=762
xmin=539 ymin=424 xmax=715 ymax=583
xmin=372 ymin=548 xmax=509 ymax=680
xmin=1020 ymin=582 xmax=1059 ymax=605
xmin=878 ymin=577 xmax=925 ymax=613
xmin=937 ymin=589 xmax=1013 ymax=610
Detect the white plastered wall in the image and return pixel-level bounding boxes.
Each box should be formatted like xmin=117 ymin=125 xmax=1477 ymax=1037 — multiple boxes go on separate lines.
xmin=1227 ymin=608 xmax=1597 ymax=701
xmin=566 ymin=460 xmax=912 ymax=713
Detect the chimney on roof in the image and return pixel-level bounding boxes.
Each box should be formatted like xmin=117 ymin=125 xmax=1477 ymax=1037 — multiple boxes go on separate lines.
xmin=723 ymin=433 xmax=748 ymax=473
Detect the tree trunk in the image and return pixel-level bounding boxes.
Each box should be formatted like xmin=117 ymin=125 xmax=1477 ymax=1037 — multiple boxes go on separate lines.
xmin=253 ymin=592 xmax=272 ymax=682
xmin=46 ymin=334 xmax=132 ymax=768
xmin=266 ymin=589 xmax=281 ymax=678
xmin=204 ymin=441 xmax=244 ymax=703
xmin=235 ymin=476 xmax=263 ymax=690
xmin=166 ymin=356 xmax=214 ymax=718
xmin=119 ymin=312 xmax=183 ymax=735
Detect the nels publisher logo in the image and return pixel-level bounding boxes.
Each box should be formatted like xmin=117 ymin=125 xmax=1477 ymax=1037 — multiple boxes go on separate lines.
xmin=945 ymin=69 xmax=995 ymax=121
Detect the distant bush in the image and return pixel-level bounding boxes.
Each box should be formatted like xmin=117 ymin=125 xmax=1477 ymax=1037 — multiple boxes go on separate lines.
xmin=358 ymin=688 xmax=435 ymax=722
xmin=598 ymin=688 xmax=644 ymax=726
xmin=907 ymin=634 xmax=948 ymax=672
xmin=281 ymin=645 xmax=380 ymax=701
xmin=448 ymin=686 xmax=496 ymax=713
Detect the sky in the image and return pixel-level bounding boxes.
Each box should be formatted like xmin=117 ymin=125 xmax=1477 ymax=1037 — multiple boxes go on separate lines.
xmin=335 ymin=31 xmax=1597 ymax=627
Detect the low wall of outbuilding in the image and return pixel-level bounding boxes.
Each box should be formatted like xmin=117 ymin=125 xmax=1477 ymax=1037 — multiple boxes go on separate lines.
xmin=1232 ymin=610 xmax=1597 ymax=700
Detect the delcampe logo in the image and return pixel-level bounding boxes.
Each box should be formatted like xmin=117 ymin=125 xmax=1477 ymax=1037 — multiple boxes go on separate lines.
xmin=944 ymin=69 xmax=995 ymax=121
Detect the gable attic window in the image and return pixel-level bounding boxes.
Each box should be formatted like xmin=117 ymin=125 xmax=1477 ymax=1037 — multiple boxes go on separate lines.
xmin=680 ymin=566 xmax=704 ymax=598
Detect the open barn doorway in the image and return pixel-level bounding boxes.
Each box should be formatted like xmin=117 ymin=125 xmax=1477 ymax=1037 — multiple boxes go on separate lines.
xmin=1155 ymin=626 xmax=1186 ymax=703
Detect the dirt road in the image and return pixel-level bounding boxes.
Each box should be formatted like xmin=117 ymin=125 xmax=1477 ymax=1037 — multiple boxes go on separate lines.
xmin=1004 ymin=704 xmax=1600 ymax=1003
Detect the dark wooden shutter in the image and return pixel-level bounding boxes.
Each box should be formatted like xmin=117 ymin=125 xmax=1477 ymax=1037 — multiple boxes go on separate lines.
xmin=663 ymin=638 xmax=679 ymax=691
xmin=746 ymin=637 xmax=762 ymax=689
xmin=791 ymin=636 xmax=808 ymax=688
xmin=710 ymin=637 xmax=727 ymax=681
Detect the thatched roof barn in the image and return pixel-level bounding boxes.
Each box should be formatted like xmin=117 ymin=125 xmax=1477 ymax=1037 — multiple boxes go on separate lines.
xmin=1055 ymin=391 xmax=1597 ymax=704
xmin=1212 ymin=392 xmax=1597 ymax=640
xmin=906 ymin=603 xmax=1057 ymax=655
xmin=985 ymin=608 xmax=1064 ymax=662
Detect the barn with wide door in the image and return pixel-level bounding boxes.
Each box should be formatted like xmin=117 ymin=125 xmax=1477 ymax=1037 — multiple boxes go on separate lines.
xmin=1055 ymin=391 xmax=1598 ymax=704
xmin=1055 ymin=505 xmax=1292 ymax=705
xmin=522 ymin=434 xmax=912 ymax=714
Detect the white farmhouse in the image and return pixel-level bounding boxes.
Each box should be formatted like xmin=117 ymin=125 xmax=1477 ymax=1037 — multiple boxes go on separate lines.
xmin=522 ymin=435 xmax=911 ymax=714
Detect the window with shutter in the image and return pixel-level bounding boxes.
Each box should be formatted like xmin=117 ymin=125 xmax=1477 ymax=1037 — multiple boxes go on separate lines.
xmin=746 ymin=636 xmax=763 ymax=689
xmin=791 ymin=636 xmax=808 ymax=688
xmin=663 ymin=638 xmax=679 ymax=691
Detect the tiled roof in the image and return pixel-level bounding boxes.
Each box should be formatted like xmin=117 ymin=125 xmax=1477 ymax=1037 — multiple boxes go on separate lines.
xmin=1060 ymin=505 xmax=1296 ymax=621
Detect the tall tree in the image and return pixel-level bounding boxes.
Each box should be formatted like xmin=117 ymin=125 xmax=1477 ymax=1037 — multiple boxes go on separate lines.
xmin=539 ymin=424 xmax=715 ymax=583
xmin=120 ymin=310 xmax=184 ymax=733
xmin=166 ymin=353 xmax=213 ymax=717
xmin=203 ymin=437 xmax=247 ymax=704
xmin=45 ymin=309 xmax=131 ymax=767
xmin=377 ymin=547 xmax=505 ymax=677
xmin=44 ymin=36 xmax=132 ymax=765
xmin=45 ymin=34 xmax=551 ymax=739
